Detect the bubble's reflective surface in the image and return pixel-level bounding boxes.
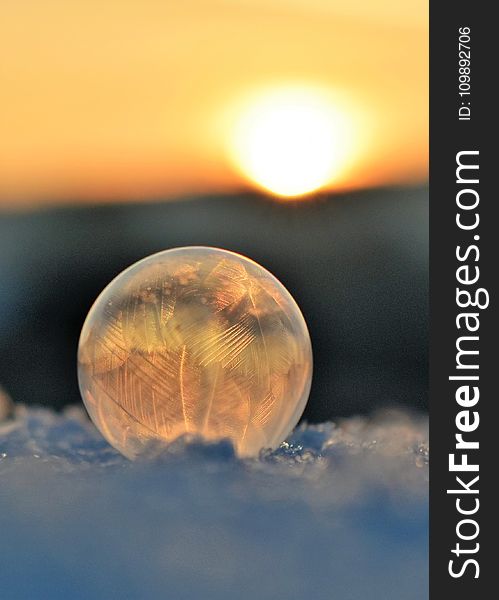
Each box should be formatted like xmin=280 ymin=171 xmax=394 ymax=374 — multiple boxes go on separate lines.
xmin=78 ymin=247 xmax=312 ymax=458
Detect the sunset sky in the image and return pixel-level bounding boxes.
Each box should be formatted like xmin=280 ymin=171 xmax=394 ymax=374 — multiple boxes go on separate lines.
xmin=0 ymin=0 xmax=428 ymax=206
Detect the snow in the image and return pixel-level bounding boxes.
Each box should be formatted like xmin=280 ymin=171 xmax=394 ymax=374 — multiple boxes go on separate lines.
xmin=0 ymin=406 xmax=428 ymax=600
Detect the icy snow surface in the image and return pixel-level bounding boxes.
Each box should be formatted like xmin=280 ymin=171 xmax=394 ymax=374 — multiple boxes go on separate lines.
xmin=0 ymin=406 xmax=428 ymax=600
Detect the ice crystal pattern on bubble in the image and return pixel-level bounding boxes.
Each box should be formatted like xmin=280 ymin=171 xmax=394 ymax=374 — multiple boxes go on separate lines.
xmin=78 ymin=247 xmax=312 ymax=458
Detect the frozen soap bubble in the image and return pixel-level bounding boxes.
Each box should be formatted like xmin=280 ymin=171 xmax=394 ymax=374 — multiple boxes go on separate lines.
xmin=78 ymin=247 xmax=312 ymax=458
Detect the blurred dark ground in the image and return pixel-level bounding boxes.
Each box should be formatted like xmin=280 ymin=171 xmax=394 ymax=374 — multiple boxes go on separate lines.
xmin=0 ymin=185 xmax=427 ymax=422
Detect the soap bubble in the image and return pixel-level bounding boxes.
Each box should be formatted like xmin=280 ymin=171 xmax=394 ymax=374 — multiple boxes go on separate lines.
xmin=78 ymin=247 xmax=312 ymax=458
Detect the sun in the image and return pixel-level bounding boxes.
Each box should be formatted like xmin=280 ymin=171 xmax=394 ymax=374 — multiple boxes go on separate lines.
xmin=229 ymin=86 xmax=356 ymax=198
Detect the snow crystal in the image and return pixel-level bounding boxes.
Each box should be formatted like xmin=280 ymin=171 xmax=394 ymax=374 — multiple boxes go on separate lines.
xmin=0 ymin=406 xmax=428 ymax=600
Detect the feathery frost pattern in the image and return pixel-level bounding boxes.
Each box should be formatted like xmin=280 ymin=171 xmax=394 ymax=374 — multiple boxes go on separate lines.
xmin=78 ymin=248 xmax=312 ymax=458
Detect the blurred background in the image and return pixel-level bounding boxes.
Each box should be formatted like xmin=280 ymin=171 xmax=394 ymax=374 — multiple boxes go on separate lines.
xmin=0 ymin=0 xmax=428 ymax=422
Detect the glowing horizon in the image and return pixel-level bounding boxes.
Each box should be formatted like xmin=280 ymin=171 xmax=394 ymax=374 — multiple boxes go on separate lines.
xmin=0 ymin=0 xmax=428 ymax=206
xmin=226 ymin=86 xmax=364 ymax=198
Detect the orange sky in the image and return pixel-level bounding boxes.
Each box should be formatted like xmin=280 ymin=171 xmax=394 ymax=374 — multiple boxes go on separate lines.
xmin=0 ymin=0 xmax=428 ymax=206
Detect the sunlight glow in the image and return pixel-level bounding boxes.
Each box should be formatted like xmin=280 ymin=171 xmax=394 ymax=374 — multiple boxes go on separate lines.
xmin=229 ymin=87 xmax=358 ymax=198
